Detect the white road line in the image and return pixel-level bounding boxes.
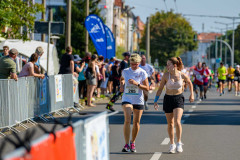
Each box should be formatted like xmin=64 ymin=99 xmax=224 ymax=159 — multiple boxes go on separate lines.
xmin=161 ymin=138 xmax=170 ymax=145
xmin=150 ymin=152 xmax=162 ymax=160
xmin=181 ymin=120 xmax=185 ymax=124
xmin=188 ymin=109 xmax=194 ymax=112
xmin=184 ymin=114 xmax=190 ymax=118
xmin=192 ymin=105 xmax=196 ymax=109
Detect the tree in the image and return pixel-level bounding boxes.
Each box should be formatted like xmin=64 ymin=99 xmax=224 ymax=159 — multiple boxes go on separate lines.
xmin=0 ymin=0 xmax=44 ymax=41
xmin=56 ymin=0 xmax=101 ymax=58
xmin=140 ymin=10 xmax=198 ymax=66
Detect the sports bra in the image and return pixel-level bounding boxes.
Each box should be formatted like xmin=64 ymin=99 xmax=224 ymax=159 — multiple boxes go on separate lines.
xmin=166 ymin=72 xmax=183 ymax=90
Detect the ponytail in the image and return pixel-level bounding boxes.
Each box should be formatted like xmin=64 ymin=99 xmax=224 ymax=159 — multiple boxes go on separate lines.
xmin=169 ymin=57 xmax=184 ymax=71
xmin=177 ymin=57 xmax=183 ymax=71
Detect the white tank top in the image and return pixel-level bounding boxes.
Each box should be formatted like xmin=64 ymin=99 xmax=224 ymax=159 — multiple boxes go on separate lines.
xmin=166 ymin=72 xmax=183 ymax=90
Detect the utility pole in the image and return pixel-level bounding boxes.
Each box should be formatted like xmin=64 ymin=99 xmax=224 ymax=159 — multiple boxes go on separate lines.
xmin=65 ymin=0 xmax=71 ymax=48
xmin=220 ymin=29 xmax=223 ymax=61
xmin=232 ymin=18 xmax=235 ymax=66
xmin=85 ymin=0 xmax=89 ymax=52
xmin=225 ymin=24 xmax=228 ymax=64
xmin=146 ymin=17 xmax=150 ymax=64
xmin=127 ymin=13 xmax=129 ymax=51
xmin=47 ymin=8 xmax=53 ymax=75
xmin=41 ymin=0 xmax=46 ymax=42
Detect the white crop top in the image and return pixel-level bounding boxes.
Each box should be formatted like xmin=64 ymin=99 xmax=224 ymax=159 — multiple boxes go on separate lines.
xmin=166 ymin=72 xmax=183 ymax=90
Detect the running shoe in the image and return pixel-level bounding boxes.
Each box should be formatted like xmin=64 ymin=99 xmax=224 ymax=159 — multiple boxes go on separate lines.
xmin=220 ymin=93 xmax=222 ymax=96
xmin=176 ymin=142 xmax=184 ymax=153
xmin=235 ymin=92 xmax=238 ymax=96
xmin=195 ymin=94 xmax=198 ymax=100
xmin=106 ymin=106 xmax=116 ymax=112
xmin=223 ymin=90 xmax=225 ymax=94
xmin=122 ymin=144 xmax=130 ymax=152
xmin=130 ymin=142 xmax=136 ymax=152
xmin=204 ymin=94 xmax=207 ymax=99
xmin=168 ymin=144 xmax=176 ymax=154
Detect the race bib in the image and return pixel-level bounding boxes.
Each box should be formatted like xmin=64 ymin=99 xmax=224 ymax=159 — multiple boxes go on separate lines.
xmin=125 ymin=85 xmax=139 ymax=95
xmin=196 ymin=75 xmax=202 ymax=80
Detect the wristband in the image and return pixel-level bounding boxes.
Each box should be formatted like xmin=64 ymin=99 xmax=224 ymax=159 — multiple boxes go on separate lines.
xmin=154 ymin=96 xmax=160 ymax=103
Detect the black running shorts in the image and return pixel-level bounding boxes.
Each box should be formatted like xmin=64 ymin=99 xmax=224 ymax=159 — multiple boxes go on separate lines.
xmin=163 ymin=94 xmax=184 ymax=113
xmin=122 ymin=102 xmax=144 ymax=110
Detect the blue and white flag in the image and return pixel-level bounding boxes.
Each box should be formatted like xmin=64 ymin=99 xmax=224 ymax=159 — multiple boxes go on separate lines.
xmin=85 ymin=14 xmax=107 ymax=58
xmin=105 ymin=25 xmax=116 ymax=59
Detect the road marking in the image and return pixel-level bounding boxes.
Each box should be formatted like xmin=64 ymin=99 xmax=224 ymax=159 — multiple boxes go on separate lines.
xmin=181 ymin=120 xmax=185 ymax=124
xmin=184 ymin=114 xmax=190 ymax=118
xmin=188 ymin=109 xmax=194 ymax=112
xmin=161 ymin=138 xmax=170 ymax=145
xmin=192 ymin=105 xmax=196 ymax=109
xmin=150 ymin=152 xmax=162 ymax=160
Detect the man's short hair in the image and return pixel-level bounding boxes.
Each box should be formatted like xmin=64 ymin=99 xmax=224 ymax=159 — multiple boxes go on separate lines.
xmin=3 ymin=46 xmax=9 ymax=50
xmin=35 ymin=46 xmax=44 ymax=55
xmin=9 ymin=48 xmax=18 ymax=55
xmin=66 ymin=46 xmax=72 ymax=53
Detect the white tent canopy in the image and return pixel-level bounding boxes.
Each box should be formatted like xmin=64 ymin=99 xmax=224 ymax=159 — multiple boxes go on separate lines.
xmin=0 ymin=39 xmax=59 ymax=75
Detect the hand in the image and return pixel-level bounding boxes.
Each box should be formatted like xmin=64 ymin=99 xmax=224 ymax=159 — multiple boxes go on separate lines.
xmin=82 ymin=61 xmax=85 ymax=66
xmin=189 ymin=94 xmax=194 ymax=103
xmin=40 ymin=74 xmax=45 ymax=79
xmin=120 ymin=86 xmax=124 ymax=92
xmin=128 ymin=79 xmax=137 ymax=85
xmin=154 ymin=102 xmax=159 ymax=110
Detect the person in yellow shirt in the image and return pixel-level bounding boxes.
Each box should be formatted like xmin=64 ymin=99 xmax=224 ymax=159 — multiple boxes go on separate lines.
xmin=227 ymin=65 xmax=235 ymax=92
xmin=217 ymin=62 xmax=228 ymax=96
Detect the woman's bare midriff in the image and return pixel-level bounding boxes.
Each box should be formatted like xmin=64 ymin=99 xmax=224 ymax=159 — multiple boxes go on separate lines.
xmin=165 ymin=88 xmax=183 ymax=95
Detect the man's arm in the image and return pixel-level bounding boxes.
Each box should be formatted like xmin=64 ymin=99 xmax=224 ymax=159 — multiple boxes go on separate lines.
xmin=70 ymin=60 xmax=74 ymax=74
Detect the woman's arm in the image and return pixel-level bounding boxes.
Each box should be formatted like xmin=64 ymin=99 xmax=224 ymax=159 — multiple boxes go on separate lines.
xmin=102 ymin=67 xmax=106 ymax=81
xmin=29 ymin=63 xmax=45 ymax=79
xmin=155 ymin=73 xmax=167 ymax=97
xmin=182 ymin=72 xmax=194 ymax=102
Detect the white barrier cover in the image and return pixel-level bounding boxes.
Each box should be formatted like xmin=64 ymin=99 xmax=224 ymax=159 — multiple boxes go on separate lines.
xmin=85 ymin=114 xmax=108 ymax=160
xmin=55 ymin=75 xmax=63 ymax=102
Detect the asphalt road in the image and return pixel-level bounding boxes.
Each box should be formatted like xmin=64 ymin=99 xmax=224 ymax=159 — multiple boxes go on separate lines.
xmin=1 ymin=88 xmax=240 ymax=160
xmin=105 ymin=88 xmax=240 ymax=160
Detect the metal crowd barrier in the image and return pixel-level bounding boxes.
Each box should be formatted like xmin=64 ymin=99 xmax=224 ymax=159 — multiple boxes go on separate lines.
xmin=3 ymin=112 xmax=111 ymax=160
xmin=0 ymin=74 xmax=79 ymax=129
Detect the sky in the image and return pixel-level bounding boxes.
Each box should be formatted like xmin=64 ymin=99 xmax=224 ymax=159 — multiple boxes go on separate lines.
xmin=124 ymin=0 xmax=240 ymax=33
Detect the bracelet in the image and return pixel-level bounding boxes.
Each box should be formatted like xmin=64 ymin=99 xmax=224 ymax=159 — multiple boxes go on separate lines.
xmin=154 ymin=96 xmax=160 ymax=103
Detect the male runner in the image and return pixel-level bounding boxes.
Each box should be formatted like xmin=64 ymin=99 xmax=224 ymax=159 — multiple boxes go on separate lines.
xmin=139 ymin=54 xmax=155 ymax=110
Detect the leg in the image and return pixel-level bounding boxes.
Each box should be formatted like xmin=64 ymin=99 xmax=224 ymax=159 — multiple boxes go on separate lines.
xmin=122 ymin=104 xmax=133 ymax=145
xmin=131 ymin=109 xmax=143 ymax=143
xmin=165 ymin=113 xmax=174 ymax=144
xmin=88 ymin=85 xmax=96 ymax=106
xmin=173 ymin=108 xmax=184 ymax=143
xmin=219 ymin=81 xmax=223 ymax=94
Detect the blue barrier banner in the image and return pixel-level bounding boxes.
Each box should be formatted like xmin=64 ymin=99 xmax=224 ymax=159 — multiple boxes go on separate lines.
xmin=85 ymin=14 xmax=107 ymax=58
xmin=39 ymin=78 xmax=47 ymax=105
xmin=105 ymin=25 xmax=116 ymax=59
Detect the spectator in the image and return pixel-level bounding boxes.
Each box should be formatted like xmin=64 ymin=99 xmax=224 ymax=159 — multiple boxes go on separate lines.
xmin=74 ymin=55 xmax=86 ymax=99
xmin=34 ymin=46 xmax=44 ymax=74
xmin=19 ymin=53 xmax=45 ymax=79
xmin=97 ymin=56 xmax=104 ymax=98
xmin=0 ymin=46 xmax=9 ymax=57
xmin=100 ymin=58 xmax=110 ymax=95
xmin=107 ymin=57 xmax=116 ymax=94
xmin=0 ymin=48 xmax=19 ymax=80
xmin=86 ymin=54 xmax=98 ymax=107
xmin=59 ymin=46 xmax=74 ymax=75
xmin=112 ymin=60 xmax=121 ymax=94
xmin=119 ymin=52 xmax=130 ymax=76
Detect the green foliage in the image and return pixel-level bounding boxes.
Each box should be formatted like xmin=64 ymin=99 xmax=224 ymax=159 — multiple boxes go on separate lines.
xmin=0 ymin=0 xmax=44 ymax=41
xmin=56 ymin=0 xmax=101 ymax=58
xmin=140 ymin=10 xmax=198 ymax=66
xmin=115 ymin=46 xmax=125 ymax=59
